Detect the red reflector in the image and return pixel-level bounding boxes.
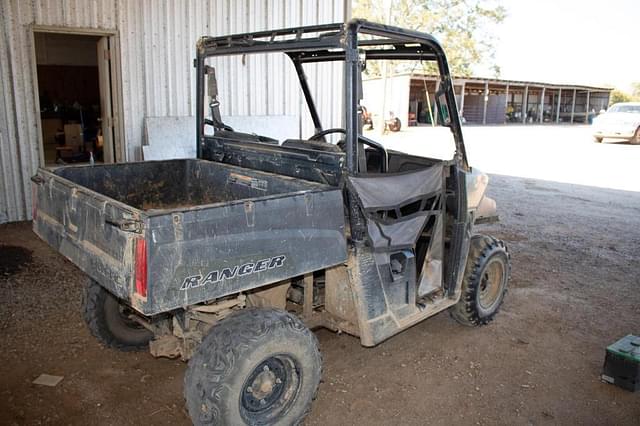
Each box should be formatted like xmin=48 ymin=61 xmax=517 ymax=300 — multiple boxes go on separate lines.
xmin=135 ymin=238 xmax=147 ymax=298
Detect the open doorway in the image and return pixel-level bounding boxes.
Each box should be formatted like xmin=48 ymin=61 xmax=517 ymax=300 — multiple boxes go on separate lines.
xmin=34 ymin=31 xmax=117 ymax=166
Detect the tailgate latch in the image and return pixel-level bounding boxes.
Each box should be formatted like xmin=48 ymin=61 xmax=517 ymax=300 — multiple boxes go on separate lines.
xmin=105 ymin=218 xmax=143 ymax=233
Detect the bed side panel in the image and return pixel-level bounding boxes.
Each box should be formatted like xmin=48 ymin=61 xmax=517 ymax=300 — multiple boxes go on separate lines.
xmin=31 ymin=172 xmax=139 ymax=300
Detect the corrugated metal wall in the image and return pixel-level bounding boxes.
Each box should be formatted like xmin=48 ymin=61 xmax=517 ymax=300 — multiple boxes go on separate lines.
xmin=0 ymin=0 xmax=346 ymax=223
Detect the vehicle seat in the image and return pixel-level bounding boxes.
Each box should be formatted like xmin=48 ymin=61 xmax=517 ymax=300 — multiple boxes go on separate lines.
xmin=358 ymin=141 xmax=368 ymax=173
xmin=335 ymin=139 xmax=368 ymax=172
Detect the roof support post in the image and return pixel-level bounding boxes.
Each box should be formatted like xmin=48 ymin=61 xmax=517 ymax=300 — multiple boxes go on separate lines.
xmin=344 ymin=31 xmax=359 ymax=174
xmin=522 ymin=85 xmax=529 ymax=123
xmin=504 ymin=84 xmax=509 ymax=124
xmin=459 ymin=81 xmax=466 ymax=119
xmin=482 ymin=81 xmax=489 ymax=125
xmin=539 ymin=87 xmax=545 ymax=124
xmin=570 ymin=89 xmax=577 ymax=124
xmin=556 ymin=88 xmax=562 ymax=123
xmin=343 ymin=23 xmax=366 ymax=243
xmin=292 ymin=58 xmax=323 ymax=133
xmin=434 ymin=79 xmax=440 ymax=125
xmin=584 ymin=90 xmax=591 ymax=123
xmin=195 ymin=51 xmax=205 ymax=158
xmin=423 ymin=77 xmax=435 ymax=127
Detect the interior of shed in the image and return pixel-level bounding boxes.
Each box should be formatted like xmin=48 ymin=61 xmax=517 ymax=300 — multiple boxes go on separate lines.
xmin=34 ymin=32 xmax=105 ymax=166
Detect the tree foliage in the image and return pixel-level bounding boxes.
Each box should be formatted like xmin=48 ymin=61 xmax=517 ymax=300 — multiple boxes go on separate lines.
xmin=352 ymin=0 xmax=506 ymax=77
xmin=609 ymin=83 xmax=640 ymax=105
xmin=609 ymin=90 xmax=631 ymax=105
xmin=631 ymin=82 xmax=640 ymax=99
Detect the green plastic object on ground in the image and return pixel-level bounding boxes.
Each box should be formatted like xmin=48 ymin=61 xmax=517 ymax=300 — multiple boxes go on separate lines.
xmin=602 ymin=334 xmax=640 ymax=392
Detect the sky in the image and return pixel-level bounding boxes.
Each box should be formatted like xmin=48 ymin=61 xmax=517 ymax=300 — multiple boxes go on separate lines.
xmin=479 ymin=0 xmax=640 ymax=91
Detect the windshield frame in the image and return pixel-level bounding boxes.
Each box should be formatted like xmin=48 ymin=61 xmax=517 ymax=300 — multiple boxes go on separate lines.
xmin=609 ymin=104 xmax=640 ymax=113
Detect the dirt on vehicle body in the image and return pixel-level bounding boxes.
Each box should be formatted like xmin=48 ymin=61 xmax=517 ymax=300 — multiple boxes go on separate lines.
xmin=31 ymin=20 xmax=510 ymax=425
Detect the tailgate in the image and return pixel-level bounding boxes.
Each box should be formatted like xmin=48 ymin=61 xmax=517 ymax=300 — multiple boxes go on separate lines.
xmin=145 ymin=188 xmax=347 ymax=314
xmin=31 ymin=169 xmax=144 ymax=303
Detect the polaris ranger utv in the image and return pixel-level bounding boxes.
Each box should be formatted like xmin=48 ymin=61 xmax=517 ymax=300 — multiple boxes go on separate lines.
xmin=32 ymin=20 xmax=510 ymax=425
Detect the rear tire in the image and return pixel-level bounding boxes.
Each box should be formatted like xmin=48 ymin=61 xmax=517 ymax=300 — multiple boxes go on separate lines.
xmin=450 ymin=235 xmax=510 ymax=326
xmin=184 ymin=308 xmax=322 ymax=426
xmin=82 ymin=279 xmax=153 ymax=351
xmin=630 ymin=127 xmax=640 ymax=145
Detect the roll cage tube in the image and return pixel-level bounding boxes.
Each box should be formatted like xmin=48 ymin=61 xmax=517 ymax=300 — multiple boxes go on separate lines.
xmin=342 ymin=20 xmax=468 ymax=173
xmin=289 ymin=55 xmax=323 ymax=135
xmin=194 ymin=19 xmax=468 ymax=170
xmin=359 ymin=136 xmax=388 ymax=173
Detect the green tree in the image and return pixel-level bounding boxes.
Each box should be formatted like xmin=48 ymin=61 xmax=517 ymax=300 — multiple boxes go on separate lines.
xmin=630 ymin=82 xmax=640 ymax=100
xmin=609 ymin=89 xmax=631 ymax=105
xmin=352 ymin=0 xmax=506 ymax=77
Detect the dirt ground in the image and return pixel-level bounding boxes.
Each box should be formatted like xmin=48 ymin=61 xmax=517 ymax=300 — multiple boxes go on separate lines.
xmin=2 ymin=129 xmax=640 ymax=425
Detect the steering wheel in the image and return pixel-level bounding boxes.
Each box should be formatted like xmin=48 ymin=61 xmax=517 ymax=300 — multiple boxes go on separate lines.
xmin=308 ymin=128 xmax=346 ymax=141
xmin=307 ymin=128 xmax=389 ymax=172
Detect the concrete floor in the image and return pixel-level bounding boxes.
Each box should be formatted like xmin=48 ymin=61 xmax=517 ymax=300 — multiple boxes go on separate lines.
xmin=373 ymin=124 xmax=640 ymax=192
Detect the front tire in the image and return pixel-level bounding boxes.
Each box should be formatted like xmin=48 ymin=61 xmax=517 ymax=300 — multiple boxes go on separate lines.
xmin=184 ymin=308 xmax=322 ymax=426
xmin=82 ymin=279 xmax=153 ymax=351
xmin=450 ymin=235 xmax=510 ymax=326
xmin=594 ymin=136 xmax=603 ymax=143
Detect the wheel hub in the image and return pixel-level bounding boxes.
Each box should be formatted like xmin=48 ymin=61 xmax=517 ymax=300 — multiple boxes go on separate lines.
xmin=241 ymin=356 xmax=295 ymax=417
xmin=478 ymin=258 xmax=505 ymax=310
xmin=247 ymin=365 xmax=281 ymax=401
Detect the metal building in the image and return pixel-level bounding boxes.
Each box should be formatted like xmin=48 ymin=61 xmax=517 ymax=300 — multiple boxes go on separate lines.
xmin=363 ymin=73 xmax=612 ymax=128
xmin=0 ymin=0 xmax=347 ymax=224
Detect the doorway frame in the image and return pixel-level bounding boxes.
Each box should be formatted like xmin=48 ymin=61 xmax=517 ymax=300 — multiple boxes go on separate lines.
xmin=29 ymin=25 xmax=126 ymax=166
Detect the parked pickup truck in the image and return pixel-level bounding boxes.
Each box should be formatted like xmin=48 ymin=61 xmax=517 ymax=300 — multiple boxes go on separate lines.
xmin=33 ymin=20 xmax=510 ymax=426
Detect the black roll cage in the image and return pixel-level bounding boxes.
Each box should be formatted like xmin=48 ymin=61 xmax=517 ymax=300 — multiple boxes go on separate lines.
xmin=195 ymin=19 xmax=469 ymax=172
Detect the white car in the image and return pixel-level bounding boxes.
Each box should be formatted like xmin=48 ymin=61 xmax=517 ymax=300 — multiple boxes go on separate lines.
xmin=592 ymin=102 xmax=640 ymax=144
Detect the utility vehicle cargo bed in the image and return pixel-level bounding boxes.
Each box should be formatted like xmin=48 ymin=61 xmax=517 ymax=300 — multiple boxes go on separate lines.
xmin=32 ymin=159 xmax=347 ymax=315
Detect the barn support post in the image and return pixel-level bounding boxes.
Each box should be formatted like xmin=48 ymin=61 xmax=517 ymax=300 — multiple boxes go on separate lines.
xmin=434 ymin=79 xmax=440 ymax=125
xmin=570 ymin=89 xmax=577 ymax=123
xmin=459 ymin=81 xmax=466 ymax=119
xmin=539 ymin=87 xmax=545 ymax=123
xmin=504 ymin=84 xmax=509 ymax=124
xmin=556 ymin=88 xmax=562 ymax=123
xmin=584 ymin=91 xmax=591 ymax=123
xmin=482 ymin=81 xmax=489 ymax=125
xmin=522 ymin=85 xmax=529 ymax=123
